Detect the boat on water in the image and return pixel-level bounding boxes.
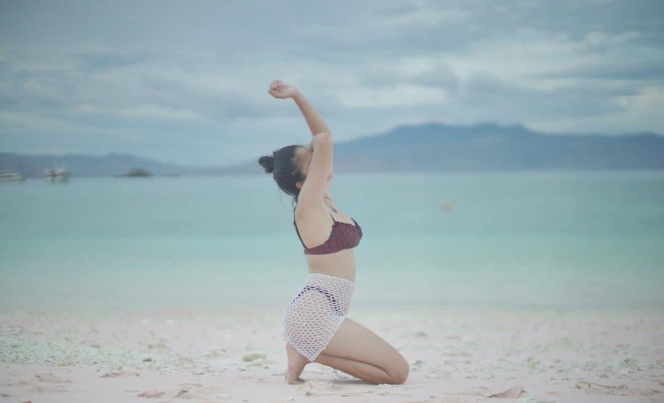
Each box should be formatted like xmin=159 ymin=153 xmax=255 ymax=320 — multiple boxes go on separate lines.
xmin=0 ymin=170 xmax=27 ymax=182
xmin=44 ymin=156 xmax=71 ymax=181
xmin=44 ymin=168 xmax=71 ymax=178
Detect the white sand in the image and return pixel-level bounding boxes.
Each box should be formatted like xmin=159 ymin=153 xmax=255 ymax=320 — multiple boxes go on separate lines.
xmin=1 ymin=307 xmax=663 ymax=403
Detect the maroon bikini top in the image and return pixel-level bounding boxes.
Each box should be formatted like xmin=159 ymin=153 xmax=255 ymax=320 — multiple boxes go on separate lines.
xmin=293 ymin=212 xmax=363 ymax=255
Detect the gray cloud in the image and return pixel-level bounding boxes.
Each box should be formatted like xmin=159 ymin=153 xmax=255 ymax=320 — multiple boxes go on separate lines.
xmin=1 ymin=0 xmax=663 ymax=165
xmin=463 ymin=72 xmax=630 ymax=119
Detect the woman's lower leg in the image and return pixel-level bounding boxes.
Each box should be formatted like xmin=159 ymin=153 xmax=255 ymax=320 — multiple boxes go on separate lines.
xmin=285 ymin=343 xmax=309 ymax=384
xmin=314 ymin=352 xmax=391 ymax=384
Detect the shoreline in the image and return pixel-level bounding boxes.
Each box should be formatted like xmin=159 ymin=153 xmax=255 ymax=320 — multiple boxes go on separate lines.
xmin=2 ymin=304 xmax=664 ymax=317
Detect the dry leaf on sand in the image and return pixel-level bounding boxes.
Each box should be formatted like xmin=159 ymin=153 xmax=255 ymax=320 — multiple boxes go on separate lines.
xmin=35 ymin=373 xmax=72 ymax=384
xmin=488 ymin=385 xmax=524 ymax=398
xmin=575 ymin=381 xmax=628 ymax=392
xmin=137 ymin=390 xmax=165 ymax=398
xmin=99 ymin=371 xmax=140 ymax=378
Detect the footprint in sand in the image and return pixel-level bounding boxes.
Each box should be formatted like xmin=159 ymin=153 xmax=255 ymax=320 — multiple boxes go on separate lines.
xmin=298 ymin=380 xmax=342 ymax=396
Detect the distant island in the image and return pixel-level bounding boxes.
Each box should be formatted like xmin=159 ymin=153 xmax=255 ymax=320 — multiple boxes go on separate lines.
xmin=114 ymin=167 xmax=154 ymax=178
xmin=2 ymin=122 xmax=663 ymax=177
xmin=0 ymin=152 xmax=195 ymax=178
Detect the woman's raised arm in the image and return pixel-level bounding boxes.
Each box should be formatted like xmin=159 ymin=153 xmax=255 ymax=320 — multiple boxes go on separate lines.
xmin=268 ymin=80 xmax=330 ymax=137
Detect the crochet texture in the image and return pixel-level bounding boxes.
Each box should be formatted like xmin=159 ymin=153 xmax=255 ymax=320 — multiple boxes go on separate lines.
xmin=282 ymin=273 xmax=355 ymax=362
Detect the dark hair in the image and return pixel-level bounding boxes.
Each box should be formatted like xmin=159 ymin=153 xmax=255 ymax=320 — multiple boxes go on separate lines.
xmin=258 ymin=145 xmax=305 ymax=207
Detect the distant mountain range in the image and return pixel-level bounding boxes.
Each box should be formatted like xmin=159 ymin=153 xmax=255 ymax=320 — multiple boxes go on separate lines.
xmin=216 ymin=122 xmax=664 ymax=173
xmin=2 ymin=122 xmax=663 ymax=177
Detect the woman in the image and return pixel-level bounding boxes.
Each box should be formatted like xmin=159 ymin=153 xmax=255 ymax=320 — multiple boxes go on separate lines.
xmin=258 ymin=80 xmax=409 ymax=385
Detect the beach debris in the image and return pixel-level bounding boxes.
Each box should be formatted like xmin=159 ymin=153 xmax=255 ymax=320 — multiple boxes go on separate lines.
xmin=173 ymin=384 xmax=208 ymax=398
xmin=574 ymin=381 xmax=628 ymax=393
xmin=242 ymin=353 xmax=266 ymax=362
xmin=488 ymin=385 xmax=524 ymax=398
xmin=147 ymin=342 xmax=170 ymax=351
xmin=137 ymin=390 xmax=165 ymax=398
xmin=444 ymin=351 xmax=471 ymax=357
xmin=280 ymin=396 xmax=295 ymax=401
xmin=412 ymin=360 xmax=425 ymax=371
xmin=218 ymin=392 xmax=233 ymax=399
xmin=35 ymin=373 xmax=72 ymax=383
xmin=100 ymin=371 xmax=141 ymax=378
xmin=29 ymin=385 xmax=69 ymax=393
xmin=175 ymin=387 xmax=189 ymax=397
xmin=205 ymin=348 xmax=227 ymax=357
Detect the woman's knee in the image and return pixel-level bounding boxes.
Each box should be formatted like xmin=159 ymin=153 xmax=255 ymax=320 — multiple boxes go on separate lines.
xmin=374 ymin=354 xmax=409 ymax=384
xmin=386 ymin=357 xmax=409 ymax=384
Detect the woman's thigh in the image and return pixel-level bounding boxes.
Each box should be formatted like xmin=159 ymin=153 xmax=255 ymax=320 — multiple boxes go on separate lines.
xmin=321 ymin=317 xmax=409 ymax=378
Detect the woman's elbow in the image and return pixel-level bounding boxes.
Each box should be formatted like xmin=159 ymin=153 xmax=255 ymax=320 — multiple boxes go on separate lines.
xmin=313 ymin=132 xmax=332 ymax=143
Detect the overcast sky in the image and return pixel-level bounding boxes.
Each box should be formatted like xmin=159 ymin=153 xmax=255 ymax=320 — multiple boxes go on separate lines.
xmin=1 ymin=0 xmax=663 ymax=166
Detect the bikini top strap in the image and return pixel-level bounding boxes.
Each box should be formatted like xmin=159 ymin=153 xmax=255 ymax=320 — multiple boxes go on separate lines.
xmin=293 ymin=215 xmax=307 ymax=248
xmin=293 ymin=211 xmax=335 ymax=248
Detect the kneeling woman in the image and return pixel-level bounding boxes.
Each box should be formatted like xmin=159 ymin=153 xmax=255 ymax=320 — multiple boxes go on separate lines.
xmin=258 ymin=80 xmax=409 ymax=385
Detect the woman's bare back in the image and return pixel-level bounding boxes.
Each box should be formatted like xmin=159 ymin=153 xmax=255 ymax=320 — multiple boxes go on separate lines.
xmin=294 ymin=193 xmax=358 ymax=282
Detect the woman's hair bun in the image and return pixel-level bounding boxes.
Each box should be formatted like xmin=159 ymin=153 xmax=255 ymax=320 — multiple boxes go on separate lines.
xmin=258 ymin=155 xmax=274 ymax=174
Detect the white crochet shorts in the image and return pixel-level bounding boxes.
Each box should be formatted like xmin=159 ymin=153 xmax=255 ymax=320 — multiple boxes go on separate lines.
xmin=282 ymin=273 xmax=355 ymax=362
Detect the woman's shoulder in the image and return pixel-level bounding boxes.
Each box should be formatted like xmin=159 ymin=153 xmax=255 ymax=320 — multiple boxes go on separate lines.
xmin=295 ymin=200 xmax=329 ymax=221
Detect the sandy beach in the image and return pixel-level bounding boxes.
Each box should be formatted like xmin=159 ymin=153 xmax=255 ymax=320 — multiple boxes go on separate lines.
xmin=1 ymin=307 xmax=663 ymax=403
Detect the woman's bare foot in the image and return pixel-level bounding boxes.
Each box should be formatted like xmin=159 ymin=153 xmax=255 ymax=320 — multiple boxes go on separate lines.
xmin=285 ymin=343 xmax=308 ymax=384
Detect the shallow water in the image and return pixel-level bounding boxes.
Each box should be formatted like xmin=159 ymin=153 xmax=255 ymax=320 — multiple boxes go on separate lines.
xmin=1 ymin=171 xmax=663 ymax=311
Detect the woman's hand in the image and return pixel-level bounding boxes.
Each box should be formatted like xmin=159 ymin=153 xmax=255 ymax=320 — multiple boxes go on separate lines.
xmin=269 ymin=80 xmax=331 ymax=137
xmin=268 ymin=80 xmax=299 ymax=99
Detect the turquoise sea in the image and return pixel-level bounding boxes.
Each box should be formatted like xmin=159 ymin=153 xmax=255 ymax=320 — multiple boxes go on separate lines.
xmin=1 ymin=172 xmax=663 ymax=312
